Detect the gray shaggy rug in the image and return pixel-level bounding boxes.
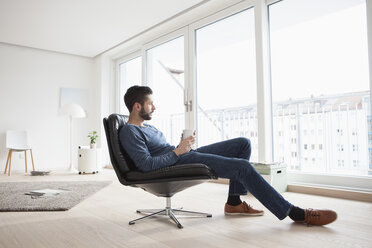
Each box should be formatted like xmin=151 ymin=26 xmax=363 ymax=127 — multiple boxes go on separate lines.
xmin=0 ymin=181 xmax=112 ymax=212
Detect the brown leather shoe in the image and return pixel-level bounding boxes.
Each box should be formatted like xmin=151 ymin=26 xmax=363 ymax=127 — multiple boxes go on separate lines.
xmin=224 ymin=201 xmax=264 ymax=216
xmin=295 ymin=208 xmax=337 ymax=226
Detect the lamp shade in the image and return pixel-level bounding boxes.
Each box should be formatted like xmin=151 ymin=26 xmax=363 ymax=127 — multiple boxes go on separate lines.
xmin=59 ymin=103 xmax=86 ymax=118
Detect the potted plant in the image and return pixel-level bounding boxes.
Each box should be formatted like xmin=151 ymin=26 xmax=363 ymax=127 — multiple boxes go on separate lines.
xmin=88 ymin=131 xmax=98 ymax=149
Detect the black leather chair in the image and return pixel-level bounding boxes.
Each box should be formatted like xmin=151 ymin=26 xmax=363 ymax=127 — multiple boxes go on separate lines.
xmin=103 ymin=114 xmax=218 ymax=228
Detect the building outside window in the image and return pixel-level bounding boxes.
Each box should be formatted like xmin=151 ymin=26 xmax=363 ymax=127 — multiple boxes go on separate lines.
xmin=195 ymin=8 xmax=258 ymax=161
xmin=270 ymin=0 xmax=370 ymax=176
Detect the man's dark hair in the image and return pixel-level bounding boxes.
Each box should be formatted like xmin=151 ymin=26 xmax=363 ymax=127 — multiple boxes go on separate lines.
xmin=124 ymin=85 xmax=153 ymax=113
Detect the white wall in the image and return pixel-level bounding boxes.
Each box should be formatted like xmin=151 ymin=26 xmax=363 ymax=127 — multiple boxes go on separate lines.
xmin=0 ymin=43 xmax=99 ymax=172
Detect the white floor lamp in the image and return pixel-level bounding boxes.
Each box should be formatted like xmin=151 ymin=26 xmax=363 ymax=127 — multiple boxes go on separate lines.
xmin=59 ymin=103 xmax=86 ymax=171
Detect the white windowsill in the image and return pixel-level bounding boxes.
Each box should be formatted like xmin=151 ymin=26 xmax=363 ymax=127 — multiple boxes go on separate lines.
xmin=287 ymin=171 xmax=372 ymax=193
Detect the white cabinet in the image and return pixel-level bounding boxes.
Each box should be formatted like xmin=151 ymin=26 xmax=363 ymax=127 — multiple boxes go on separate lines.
xmin=78 ymin=147 xmax=102 ymax=174
xmin=251 ymin=162 xmax=287 ymax=193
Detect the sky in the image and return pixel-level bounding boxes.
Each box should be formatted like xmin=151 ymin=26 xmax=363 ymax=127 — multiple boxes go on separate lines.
xmin=119 ymin=0 xmax=370 ymax=114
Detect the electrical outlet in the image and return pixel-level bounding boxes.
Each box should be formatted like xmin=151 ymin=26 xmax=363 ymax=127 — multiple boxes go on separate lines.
xmin=19 ymin=153 xmax=24 ymax=159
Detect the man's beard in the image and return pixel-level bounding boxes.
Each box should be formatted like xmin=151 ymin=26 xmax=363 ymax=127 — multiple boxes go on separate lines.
xmin=139 ymin=108 xmax=152 ymax=120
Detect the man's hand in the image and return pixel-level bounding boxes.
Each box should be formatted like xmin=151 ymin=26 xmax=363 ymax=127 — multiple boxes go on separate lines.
xmin=173 ymin=132 xmax=196 ymax=156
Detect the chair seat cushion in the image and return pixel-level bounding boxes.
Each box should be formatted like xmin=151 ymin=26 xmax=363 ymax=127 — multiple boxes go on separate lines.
xmin=10 ymin=148 xmax=31 ymax=151
xmin=125 ymin=163 xmax=217 ymax=183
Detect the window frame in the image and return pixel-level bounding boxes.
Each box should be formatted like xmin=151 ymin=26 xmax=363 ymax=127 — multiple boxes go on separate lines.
xmin=141 ymin=27 xmax=190 ymax=129
xmin=112 ymin=0 xmax=372 ymax=191
xmin=268 ymin=0 xmax=372 ymax=189
xmin=189 ymin=0 xmax=273 ymax=158
xmin=116 ymin=51 xmax=142 ymax=114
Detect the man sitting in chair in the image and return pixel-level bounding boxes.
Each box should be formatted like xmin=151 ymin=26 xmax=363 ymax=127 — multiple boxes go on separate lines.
xmin=120 ymin=85 xmax=337 ymax=226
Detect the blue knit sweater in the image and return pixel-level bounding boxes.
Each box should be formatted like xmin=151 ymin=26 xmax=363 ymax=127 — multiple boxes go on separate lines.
xmin=119 ymin=123 xmax=179 ymax=172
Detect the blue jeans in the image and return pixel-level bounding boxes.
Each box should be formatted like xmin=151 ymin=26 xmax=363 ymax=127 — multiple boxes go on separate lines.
xmin=176 ymin=137 xmax=293 ymax=220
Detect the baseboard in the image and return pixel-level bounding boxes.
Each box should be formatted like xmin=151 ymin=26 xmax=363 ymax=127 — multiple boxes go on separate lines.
xmin=287 ymin=184 xmax=372 ymax=203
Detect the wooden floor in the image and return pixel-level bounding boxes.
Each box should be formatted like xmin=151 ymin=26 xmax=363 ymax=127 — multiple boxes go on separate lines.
xmin=0 ymin=169 xmax=371 ymax=248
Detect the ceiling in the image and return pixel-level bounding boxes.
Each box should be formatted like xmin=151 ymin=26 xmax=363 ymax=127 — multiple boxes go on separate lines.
xmin=0 ymin=0 xmax=205 ymax=57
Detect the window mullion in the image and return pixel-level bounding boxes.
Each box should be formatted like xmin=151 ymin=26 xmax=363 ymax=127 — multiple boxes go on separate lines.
xmin=367 ymin=0 xmax=372 ymax=130
xmin=255 ymin=0 xmax=274 ymax=163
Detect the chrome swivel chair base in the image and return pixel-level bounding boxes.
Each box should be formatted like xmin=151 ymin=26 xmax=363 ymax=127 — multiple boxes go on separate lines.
xmin=128 ymin=197 xmax=212 ymax=229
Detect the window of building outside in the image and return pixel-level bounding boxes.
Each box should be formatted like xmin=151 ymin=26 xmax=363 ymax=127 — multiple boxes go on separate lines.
xmin=146 ymin=36 xmax=185 ymax=145
xmin=195 ymin=8 xmax=258 ymax=161
xmin=269 ymin=0 xmax=371 ymax=176
xmin=118 ymin=57 xmax=142 ymax=115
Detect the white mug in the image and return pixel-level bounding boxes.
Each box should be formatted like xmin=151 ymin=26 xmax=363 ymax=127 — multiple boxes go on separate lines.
xmin=183 ymin=129 xmax=196 ymax=149
xmin=182 ymin=129 xmax=194 ymax=139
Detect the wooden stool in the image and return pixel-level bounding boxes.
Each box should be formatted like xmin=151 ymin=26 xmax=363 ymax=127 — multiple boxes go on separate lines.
xmin=4 ymin=149 xmax=35 ymax=176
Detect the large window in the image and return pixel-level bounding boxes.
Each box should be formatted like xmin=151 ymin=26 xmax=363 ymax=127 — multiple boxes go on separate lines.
xmin=146 ymin=36 xmax=185 ymax=145
xmin=115 ymin=0 xmax=372 ymax=190
xmin=118 ymin=56 xmax=142 ymax=115
xmin=195 ymin=8 xmax=258 ymax=161
xmin=269 ymin=0 xmax=370 ymax=175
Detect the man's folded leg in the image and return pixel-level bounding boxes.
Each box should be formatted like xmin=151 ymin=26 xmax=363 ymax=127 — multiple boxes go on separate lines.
xmin=177 ymin=152 xmax=337 ymax=225
xmin=178 ymin=152 xmax=291 ymax=219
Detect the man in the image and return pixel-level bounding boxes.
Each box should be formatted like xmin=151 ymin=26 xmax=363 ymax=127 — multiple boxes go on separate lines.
xmin=120 ymin=85 xmax=337 ymax=226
